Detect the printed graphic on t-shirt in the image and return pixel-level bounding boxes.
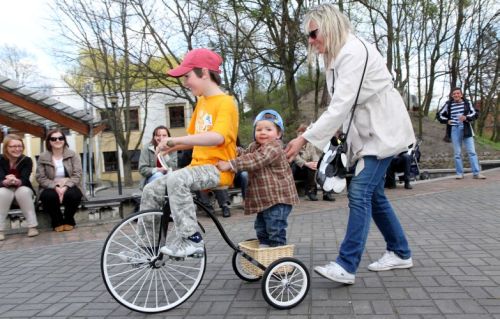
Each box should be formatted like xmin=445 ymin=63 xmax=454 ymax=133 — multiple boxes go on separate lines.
xmin=195 ymin=110 xmax=213 ymax=133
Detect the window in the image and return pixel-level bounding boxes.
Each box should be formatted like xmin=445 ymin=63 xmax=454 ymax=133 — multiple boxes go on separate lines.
xmin=169 ymin=106 xmax=185 ymax=128
xmin=100 ymin=110 xmax=112 ymax=132
xmin=103 ymin=152 xmax=118 ymax=172
xmin=128 ymin=150 xmax=140 ymax=170
xmin=126 ymin=109 xmax=139 ymax=131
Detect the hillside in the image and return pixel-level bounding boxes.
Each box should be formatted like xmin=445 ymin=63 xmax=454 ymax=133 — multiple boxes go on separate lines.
xmin=297 ymin=91 xmax=500 ymax=170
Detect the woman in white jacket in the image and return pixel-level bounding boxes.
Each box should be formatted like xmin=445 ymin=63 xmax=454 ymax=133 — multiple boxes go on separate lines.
xmin=286 ymin=4 xmax=415 ymax=285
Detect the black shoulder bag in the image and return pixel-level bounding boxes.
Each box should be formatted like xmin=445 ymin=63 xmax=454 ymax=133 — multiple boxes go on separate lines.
xmin=316 ymin=39 xmax=369 ymax=193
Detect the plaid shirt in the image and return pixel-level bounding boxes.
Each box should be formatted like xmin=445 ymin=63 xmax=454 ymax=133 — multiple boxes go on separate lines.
xmin=231 ymin=140 xmax=299 ymax=215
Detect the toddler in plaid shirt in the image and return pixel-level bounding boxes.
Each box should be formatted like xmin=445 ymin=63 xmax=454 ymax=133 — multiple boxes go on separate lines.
xmin=217 ymin=110 xmax=299 ymax=247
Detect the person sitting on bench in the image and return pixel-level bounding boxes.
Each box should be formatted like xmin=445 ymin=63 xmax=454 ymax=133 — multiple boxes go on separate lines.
xmin=385 ymin=151 xmax=413 ymax=190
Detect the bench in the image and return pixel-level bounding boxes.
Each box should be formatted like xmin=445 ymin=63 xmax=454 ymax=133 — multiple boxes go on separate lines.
xmin=5 ymin=195 xmax=135 ymax=232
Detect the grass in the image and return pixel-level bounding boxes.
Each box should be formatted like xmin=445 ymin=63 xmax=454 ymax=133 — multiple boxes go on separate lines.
xmin=475 ymin=136 xmax=500 ymax=151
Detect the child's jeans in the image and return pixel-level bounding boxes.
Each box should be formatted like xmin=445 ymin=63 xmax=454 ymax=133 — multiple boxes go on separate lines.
xmin=140 ymin=164 xmax=220 ymax=238
xmin=254 ymin=204 xmax=292 ymax=247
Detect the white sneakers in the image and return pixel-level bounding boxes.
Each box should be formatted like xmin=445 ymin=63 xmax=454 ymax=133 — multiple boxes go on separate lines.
xmin=315 ymin=251 xmax=413 ymax=285
xmin=314 ymin=262 xmax=355 ymax=284
xmin=368 ymin=251 xmax=413 ymax=271
xmin=160 ymin=236 xmax=204 ymax=258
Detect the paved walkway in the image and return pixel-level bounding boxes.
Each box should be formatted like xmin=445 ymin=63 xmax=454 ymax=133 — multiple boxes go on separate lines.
xmin=0 ymin=169 xmax=499 ymax=318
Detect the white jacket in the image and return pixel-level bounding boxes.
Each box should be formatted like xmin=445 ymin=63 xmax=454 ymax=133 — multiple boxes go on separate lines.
xmin=303 ymin=34 xmax=415 ymax=168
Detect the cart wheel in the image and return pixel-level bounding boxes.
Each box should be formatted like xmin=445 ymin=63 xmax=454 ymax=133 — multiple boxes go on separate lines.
xmin=261 ymin=257 xmax=310 ymax=309
xmin=101 ymin=210 xmax=206 ymax=313
xmin=232 ymin=251 xmax=261 ymax=282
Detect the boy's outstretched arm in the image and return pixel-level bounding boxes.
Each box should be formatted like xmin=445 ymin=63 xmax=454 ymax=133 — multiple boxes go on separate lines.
xmin=158 ymin=132 xmax=224 ymax=152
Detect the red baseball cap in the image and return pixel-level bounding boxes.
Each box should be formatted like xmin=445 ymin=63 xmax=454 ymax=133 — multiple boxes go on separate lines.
xmin=167 ymin=48 xmax=223 ymax=77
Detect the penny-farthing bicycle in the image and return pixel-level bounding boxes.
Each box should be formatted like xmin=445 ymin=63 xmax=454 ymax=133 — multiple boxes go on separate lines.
xmin=100 ymin=194 xmax=310 ymax=313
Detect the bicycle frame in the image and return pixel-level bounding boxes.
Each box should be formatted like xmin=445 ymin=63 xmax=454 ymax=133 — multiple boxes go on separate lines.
xmin=159 ymin=195 xmax=267 ymax=273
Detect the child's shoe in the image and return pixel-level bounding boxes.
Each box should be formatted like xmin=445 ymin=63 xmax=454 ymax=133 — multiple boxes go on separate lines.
xmin=160 ymin=232 xmax=204 ymax=258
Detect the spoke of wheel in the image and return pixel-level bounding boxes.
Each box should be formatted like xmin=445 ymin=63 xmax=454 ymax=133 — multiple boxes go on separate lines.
xmin=159 ymin=266 xmax=190 ymax=295
xmin=164 ymin=263 xmax=200 ymax=282
xmin=143 ymin=268 xmax=155 ymax=308
xmin=158 ymin=266 xmax=182 ymax=300
xmin=111 ymin=263 xmax=149 ymax=288
xmin=114 ymin=228 xmax=148 ymax=257
xmin=108 ymin=265 xmax=148 ymax=285
xmin=121 ymin=266 xmax=151 ymax=300
xmin=132 ymin=267 xmax=153 ymax=305
xmin=139 ymin=216 xmax=156 ymax=255
xmin=117 ymin=224 xmax=154 ymax=259
xmin=158 ymin=268 xmax=170 ymax=305
xmin=269 ymin=281 xmax=282 ymax=296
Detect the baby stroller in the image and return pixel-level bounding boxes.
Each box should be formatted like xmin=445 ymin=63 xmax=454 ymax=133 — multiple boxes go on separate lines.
xmin=396 ymin=139 xmax=422 ymax=182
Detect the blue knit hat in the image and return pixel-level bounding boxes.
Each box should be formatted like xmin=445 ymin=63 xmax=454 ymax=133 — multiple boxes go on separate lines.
xmin=253 ymin=109 xmax=285 ymax=140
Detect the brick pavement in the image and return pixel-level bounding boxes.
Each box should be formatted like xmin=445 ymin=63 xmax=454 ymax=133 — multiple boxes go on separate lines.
xmin=0 ymin=169 xmax=499 ymax=318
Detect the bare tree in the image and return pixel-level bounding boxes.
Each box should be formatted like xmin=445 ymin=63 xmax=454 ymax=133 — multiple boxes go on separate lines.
xmin=51 ymin=0 xmax=153 ymax=186
xmin=0 ymin=44 xmax=42 ymax=86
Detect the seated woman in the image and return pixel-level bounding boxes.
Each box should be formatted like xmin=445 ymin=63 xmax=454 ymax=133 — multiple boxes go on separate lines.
xmin=138 ymin=125 xmax=178 ymax=189
xmin=0 ymin=134 xmax=39 ymax=240
xmin=36 ymin=129 xmax=83 ymax=232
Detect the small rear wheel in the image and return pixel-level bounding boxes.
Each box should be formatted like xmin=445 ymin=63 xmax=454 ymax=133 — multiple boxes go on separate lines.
xmin=232 ymin=251 xmax=261 ymax=282
xmin=261 ymin=257 xmax=310 ymax=309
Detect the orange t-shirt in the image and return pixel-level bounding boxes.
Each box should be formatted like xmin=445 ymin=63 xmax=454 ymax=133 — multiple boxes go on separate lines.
xmin=187 ymin=94 xmax=239 ymax=186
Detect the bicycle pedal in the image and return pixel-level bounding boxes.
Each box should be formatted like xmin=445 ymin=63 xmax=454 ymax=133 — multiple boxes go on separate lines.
xmin=190 ymin=252 xmax=204 ymax=258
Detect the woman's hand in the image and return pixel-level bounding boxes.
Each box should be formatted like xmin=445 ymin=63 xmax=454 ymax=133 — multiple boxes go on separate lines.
xmin=285 ymin=136 xmax=307 ymax=162
xmin=55 ymin=185 xmax=67 ymax=203
xmin=3 ymin=175 xmax=19 ymax=187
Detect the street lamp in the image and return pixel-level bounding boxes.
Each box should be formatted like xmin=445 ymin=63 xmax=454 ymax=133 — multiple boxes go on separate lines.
xmin=108 ymin=94 xmax=123 ymax=195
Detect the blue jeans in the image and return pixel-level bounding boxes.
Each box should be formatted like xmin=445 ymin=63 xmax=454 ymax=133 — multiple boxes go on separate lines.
xmin=254 ymin=204 xmax=292 ymax=247
xmin=336 ymin=156 xmax=411 ymax=274
xmin=451 ymin=125 xmax=481 ymax=176
xmin=233 ymin=171 xmax=248 ymax=199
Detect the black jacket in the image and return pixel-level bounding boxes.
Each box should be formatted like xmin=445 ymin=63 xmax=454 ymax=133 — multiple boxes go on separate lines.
xmin=437 ymin=98 xmax=478 ymax=138
xmin=0 ymin=154 xmax=35 ymax=193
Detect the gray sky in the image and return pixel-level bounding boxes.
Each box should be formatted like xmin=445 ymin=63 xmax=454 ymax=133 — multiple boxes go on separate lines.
xmin=0 ymin=0 xmax=63 ymax=84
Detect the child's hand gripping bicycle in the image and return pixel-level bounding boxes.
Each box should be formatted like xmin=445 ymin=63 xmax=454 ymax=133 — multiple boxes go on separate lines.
xmin=100 ymin=193 xmax=310 ymax=313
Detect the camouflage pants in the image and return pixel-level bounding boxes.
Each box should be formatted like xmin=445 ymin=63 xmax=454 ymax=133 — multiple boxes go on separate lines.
xmin=140 ymin=165 xmax=220 ymax=238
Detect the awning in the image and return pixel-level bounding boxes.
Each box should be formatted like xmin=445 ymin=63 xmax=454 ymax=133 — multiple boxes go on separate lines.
xmin=0 ymin=75 xmax=106 ymax=139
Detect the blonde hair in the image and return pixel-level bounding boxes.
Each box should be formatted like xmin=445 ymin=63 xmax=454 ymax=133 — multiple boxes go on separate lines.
xmin=2 ymin=134 xmax=24 ymax=161
xmin=303 ymin=4 xmax=352 ymax=66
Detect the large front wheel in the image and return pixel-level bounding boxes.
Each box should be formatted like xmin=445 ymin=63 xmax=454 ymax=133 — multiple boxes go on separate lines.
xmin=101 ymin=210 xmax=206 ymax=313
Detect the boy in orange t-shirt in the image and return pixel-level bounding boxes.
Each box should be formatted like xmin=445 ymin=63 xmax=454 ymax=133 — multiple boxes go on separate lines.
xmin=140 ymin=48 xmax=238 ymax=258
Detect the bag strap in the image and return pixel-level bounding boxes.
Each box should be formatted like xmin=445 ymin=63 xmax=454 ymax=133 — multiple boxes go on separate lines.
xmin=338 ymin=38 xmax=369 ymax=143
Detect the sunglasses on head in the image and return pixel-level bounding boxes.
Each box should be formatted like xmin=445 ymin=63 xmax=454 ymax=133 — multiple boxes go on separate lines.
xmin=308 ymin=28 xmax=319 ymax=39
xmin=50 ymin=136 xmax=65 ymax=142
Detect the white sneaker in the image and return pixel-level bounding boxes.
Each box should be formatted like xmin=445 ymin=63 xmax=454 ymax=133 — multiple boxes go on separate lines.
xmin=160 ymin=236 xmax=204 ymax=258
xmin=314 ymin=262 xmax=355 ymax=284
xmin=368 ymin=251 xmax=413 ymax=271
xmin=0 ymin=232 xmax=4 ymax=241
xmin=117 ymin=251 xmax=148 ymax=267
